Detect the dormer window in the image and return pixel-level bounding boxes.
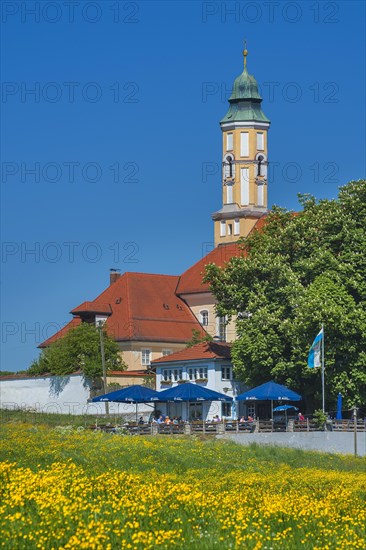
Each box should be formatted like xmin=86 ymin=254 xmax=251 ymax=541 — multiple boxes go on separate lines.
xmin=95 ymin=315 xmax=108 ymax=327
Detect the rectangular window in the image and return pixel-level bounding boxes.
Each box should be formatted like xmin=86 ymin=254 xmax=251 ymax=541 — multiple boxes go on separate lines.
xmin=162 ymin=349 xmax=172 ymax=356
xmin=257 ymin=132 xmax=264 ymax=151
xmin=141 ymin=349 xmax=151 ymax=366
xmin=240 ymin=132 xmax=249 ymax=157
xmin=222 ymin=402 xmax=232 ymax=418
xmin=226 ymin=133 xmax=233 ymax=151
xmin=172 ymin=369 xmax=182 ymax=382
xmin=220 ymin=221 xmax=226 ymax=237
xmin=227 ymin=223 xmax=233 ymax=236
xmin=200 ymin=311 xmax=209 ymax=326
xmin=188 ymin=368 xmax=196 ymax=381
xmin=217 ymin=316 xmax=227 ymax=341
xmin=257 ymin=183 xmax=264 ymax=207
xmin=95 ymin=315 xmax=107 ymax=327
xmin=240 ymin=168 xmax=249 ymax=205
xmin=221 ymin=366 xmax=232 ymax=380
xmin=198 ymin=367 xmax=208 ymax=379
xmin=234 ymin=219 xmax=240 ymax=235
xmin=226 ymin=184 xmax=233 ymax=204
xmin=162 ymin=369 xmax=172 ymax=382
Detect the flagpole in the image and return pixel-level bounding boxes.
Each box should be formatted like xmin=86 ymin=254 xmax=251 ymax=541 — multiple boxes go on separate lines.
xmin=321 ymin=324 xmax=325 ymax=413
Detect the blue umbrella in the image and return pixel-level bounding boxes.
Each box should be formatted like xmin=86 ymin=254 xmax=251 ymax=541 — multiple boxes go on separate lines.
xmin=157 ymin=382 xmax=232 ymax=422
xmin=336 ymin=392 xmax=343 ymax=420
xmin=237 ymin=381 xmax=302 ymax=420
xmin=92 ymin=384 xmax=160 ymax=403
xmin=92 ymin=385 xmax=160 ymax=421
xmin=273 ymin=405 xmax=299 ymax=412
xmin=237 ymin=381 xmax=302 ymax=402
xmin=157 ymin=382 xmax=232 ymax=402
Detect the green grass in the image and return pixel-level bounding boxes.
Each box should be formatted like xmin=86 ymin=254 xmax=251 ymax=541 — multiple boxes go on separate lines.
xmin=1 ymin=423 xmax=365 ymax=549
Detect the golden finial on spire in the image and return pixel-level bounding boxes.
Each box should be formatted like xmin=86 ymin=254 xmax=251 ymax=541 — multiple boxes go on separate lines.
xmin=243 ymin=39 xmax=248 ymax=68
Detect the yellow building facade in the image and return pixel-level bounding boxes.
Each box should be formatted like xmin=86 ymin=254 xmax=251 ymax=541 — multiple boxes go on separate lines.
xmin=213 ymin=48 xmax=270 ymax=245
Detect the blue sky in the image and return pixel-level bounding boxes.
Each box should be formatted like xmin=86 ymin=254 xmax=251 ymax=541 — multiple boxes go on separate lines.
xmin=1 ymin=0 xmax=365 ymax=371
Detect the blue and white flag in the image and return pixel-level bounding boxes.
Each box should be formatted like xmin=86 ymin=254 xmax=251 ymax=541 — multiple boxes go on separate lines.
xmin=307 ymin=328 xmax=323 ymax=368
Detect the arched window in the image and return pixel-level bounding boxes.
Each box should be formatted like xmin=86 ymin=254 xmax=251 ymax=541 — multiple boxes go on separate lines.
xmin=256 ymin=153 xmax=267 ymax=178
xmin=200 ymin=310 xmax=209 ymax=326
xmin=223 ymin=154 xmax=235 ymax=179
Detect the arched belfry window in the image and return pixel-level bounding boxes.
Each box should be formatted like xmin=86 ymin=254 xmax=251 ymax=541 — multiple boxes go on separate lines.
xmin=223 ymin=154 xmax=235 ymax=180
xmin=256 ymin=153 xmax=267 ymax=178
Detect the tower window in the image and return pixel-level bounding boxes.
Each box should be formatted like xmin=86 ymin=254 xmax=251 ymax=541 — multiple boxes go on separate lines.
xmin=257 ymin=183 xmax=264 ymax=207
xmin=220 ymin=221 xmax=226 ymax=237
xmin=257 ymin=132 xmax=264 ymax=151
xmin=228 ymin=223 xmax=233 ymax=236
xmin=257 ymin=155 xmax=264 ymax=176
xmin=240 ymin=132 xmax=249 ymax=157
xmin=223 ymin=155 xmax=235 ymax=179
xmin=226 ymin=133 xmax=233 ymax=151
xmin=234 ymin=219 xmax=240 ymax=235
xmin=200 ymin=310 xmax=209 ymax=326
xmin=256 ymin=154 xmax=267 ymax=178
xmin=226 ymin=183 xmax=233 ymax=204
xmin=240 ymin=168 xmax=249 ymax=205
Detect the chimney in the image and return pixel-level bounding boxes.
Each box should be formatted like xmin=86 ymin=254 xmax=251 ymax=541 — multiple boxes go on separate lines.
xmin=110 ymin=269 xmax=121 ymax=285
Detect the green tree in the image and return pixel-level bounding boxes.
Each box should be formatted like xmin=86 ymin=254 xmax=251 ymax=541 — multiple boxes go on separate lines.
xmin=204 ymin=180 xmax=366 ymax=411
xmin=186 ymin=328 xmax=213 ymax=348
xmin=28 ymin=323 xmax=125 ymax=379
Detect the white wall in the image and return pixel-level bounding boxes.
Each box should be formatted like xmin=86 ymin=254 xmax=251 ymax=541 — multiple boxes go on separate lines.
xmin=155 ymin=360 xmax=247 ymax=420
xmin=0 ymin=374 xmax=153 ymax=417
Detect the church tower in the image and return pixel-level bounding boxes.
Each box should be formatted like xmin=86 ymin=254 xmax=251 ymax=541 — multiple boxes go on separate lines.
xmin=212 ymin=46 xmax=270 ymax=246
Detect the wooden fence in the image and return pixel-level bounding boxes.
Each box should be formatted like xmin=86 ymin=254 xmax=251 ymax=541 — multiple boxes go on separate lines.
xmin=90 ymin=418 xmax=366 ymax=435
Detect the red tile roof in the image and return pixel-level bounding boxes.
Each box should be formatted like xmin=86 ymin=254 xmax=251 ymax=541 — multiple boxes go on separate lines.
xmin=176 ymin=216 xmax=268 ymax=295
xmin=151 ymin=341 xmax=231 ymax=365
xmin=176 ymin=243 xmax=243 ymax=295
xmin=70 ymin=302 xmax=112 ymax=315
xmin=39 ymin=317 xmax=82 ymax=348
xmin=40 ymin=273 xmax=206 ymax=348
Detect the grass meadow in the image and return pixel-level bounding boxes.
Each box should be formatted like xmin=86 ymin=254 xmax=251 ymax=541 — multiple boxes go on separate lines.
xmin=0 ymin=415 xmax=365 ymax=549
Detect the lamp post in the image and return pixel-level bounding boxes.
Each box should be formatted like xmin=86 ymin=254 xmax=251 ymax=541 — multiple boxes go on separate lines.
xmin=98 ymin=322 xmax=109 ymax=416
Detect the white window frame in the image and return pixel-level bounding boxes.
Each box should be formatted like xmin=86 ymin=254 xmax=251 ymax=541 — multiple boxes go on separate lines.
xmin=223 ymin=154 xmax=235 ymax=180
xmin=257 ymin=132 xmax=264 ymax=151
xmin=198 ymin=366 xmax=208 ymax=379
xmin=141 ymin=349 xmax=151 ymax=366
xmin=240 ymin=168 xmax=249 ymax=206
xmin=162 ymin=349 xmax=172 ymax=356
xmin=172 ymin=368 xmax=182 ymax=382
xmin=217 ymin=316 xmax=227 ymax=341
xmin=95 ymin=315 xmax=108 ymax=327
xmin=240 ymin=132 xmax=249 ymax=157
xmin=220 ymin=221 xmax=226 ymax=237
xmin=187 ymin=367 xmax=208 ymax=380
xmin=226 ymin=183 xmax=233 ymax=204
xmin=188 ymin=368 xmax=196 ymax=381
xmin=257 ymin=183 xmax=264 ymax=207
xmin=200 ymin=310 xmax=209 ymax=326
xmin=162 ymin=369 xmax=172 ymax=382
xmin=221 ymin=366 xmax=232 ymax=380
xmin=226 ymin=133 xmax=233 ymax=151
xmin=234 ymin=219 xmax=240 ymax=235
